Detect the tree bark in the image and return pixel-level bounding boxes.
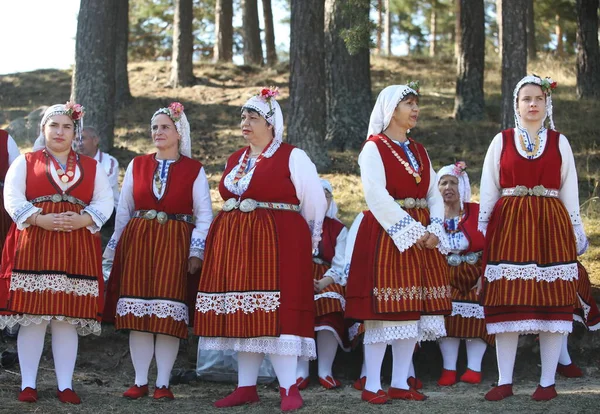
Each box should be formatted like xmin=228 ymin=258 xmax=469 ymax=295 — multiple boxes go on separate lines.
xmin=214 ymin=0 xmax=233 ymax=62
xmin=576 ymin=0 xmax=600 ymax=99
xmin=526 ymin=0 xmax=536 ymax=61
xmin=429 ymin=2 xmax=438 ymax=57
xmin=496 ymin=0 xmax=502 ymax=56
xmin=500 ymin=0 xmax=527 ymax=129
xmin=555 ymin=14 xmax=564 ymax=57
xmin=288 ymin=0 xmax=329 ymax=171
xmin=170 ymin=0 xmax=195 ymax=87
xmin=454 ymin=0 xmax=485 ymax=121
xmin=384 ymin=0 xmax=391 ymax=56
xmin=115 ymin=0 xmax=132 ymax=107
xmin=242 ymin=0 xmax=263 ymax=65
xmin=324 ymin=0 xmax=372 ymax=151
xmin=454 ymin=0 xmax=461 ymax=60
xmin=262 ymin=0 xmax=277 ymax=65
xmin=72 ymin=0 xmax=117 ymax=151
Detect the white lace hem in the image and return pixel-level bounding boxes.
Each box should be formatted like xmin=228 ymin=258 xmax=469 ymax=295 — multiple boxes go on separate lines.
xmin=314 ymin=326 xmax=350 ymax=351
xmin=195 ymin=291 xmax=280 ymax=315
xmin=363 ymin=316 xmax=446 ymax=344
xmin=486 ymin=319 xmax=573 ymax=335
xmin=10 ymin=272 xmax=99 ymax=297
xmin=484 ymin=262 xmax=578 ymax=283
xmin=197 ymin=334 xmax=316 ymax=360
xmin=314 ymin=292 xmax=345 ymax=310
xmin=116 ymin=298 xmax=189 ymax=324
xmin=477 ymin=221 xmax=488 ymax=236
xmin=427 ymin=222 xmax=450 ymax=255
xmin=450 ymin=302 xmax=485 ymax=319
xmin=348 ymin=322 xmax=362 ymax=342
xmin=391 ymin=221 xmax=427 ymax=253
xmin=0 ymin=314 xmax=101 ymax=336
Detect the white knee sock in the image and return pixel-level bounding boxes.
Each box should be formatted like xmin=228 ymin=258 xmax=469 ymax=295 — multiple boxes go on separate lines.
xmin=50 ymin=320 xmax=79 ymax=391
xmin=539 ymin=332 xmax=563 ymax=387
xmin=495 ymin=332 xmax=519 ymax=386
xmin=466 ymin=339 xmax=487 ymax=372
xmin=359 ymin=346 xmax=367 ymax=378
xmin=364 ymin=342 xmax=386 ymax=392
xmin=129 ymin=331 xmax=154 ymax=386
xmin=439 ymin=337 xmax=460 ymax=371
xmin=408 ymin=359 xmax=416 ymax=378
xmin=270 ymin=354 xmax=297 ymax=391
xmin=390 ymin=338 xmax=417 ymax=389
xmin=155 ymin=334 xmax=179 ymax=388
xmin=317 ymin=330 xmax=338 ymax=379
xmin=237 ymin=352 xmax=264 ymax=387
xmin=17 ymin=320 xmax=49 ymax=390
xmin=296 ymin=357 xmax=309 ymax=380
xmin=558 ymin=334 xmax=571 ymax=365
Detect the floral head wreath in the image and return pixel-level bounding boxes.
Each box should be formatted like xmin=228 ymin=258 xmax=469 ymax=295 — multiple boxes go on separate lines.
xmin=151 ymin=101 xmax=191 ymax=157
xmin=437 ymin=161 xmax=471 ymax=208
xmin=36 ymin=101 xmax=86 ymax=148
xmin=407 ymin=80 xmax=420 ymax=95
xmin=513 ymin=74 xmax=556 ymax=133
xmin=256 ymin=87 xmax=280 ymax=118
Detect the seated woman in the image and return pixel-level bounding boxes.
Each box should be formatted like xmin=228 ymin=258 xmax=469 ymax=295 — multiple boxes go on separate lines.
xmin=436 ymin=162 xmax=493 ymax=386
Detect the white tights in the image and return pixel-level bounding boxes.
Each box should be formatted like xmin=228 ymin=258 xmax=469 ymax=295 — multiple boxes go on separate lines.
xmin=238 ymin=352 xmax=297 ymax=391
xmin=558 ymin=334 xmax=571 ymax=365
xmin=129 ymin=331 xmax=180 ymax=388
xmin=364 ymin=338 xmax=416 ymax=393
xmin=439 ymin=337 xmax=487 ymax=372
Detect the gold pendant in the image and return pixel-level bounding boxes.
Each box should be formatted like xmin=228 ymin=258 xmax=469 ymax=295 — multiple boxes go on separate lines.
xmin=56 ymin=169 xmax=65 ymax=175
xmin=415 ymin=175 xmax=421 ymax=184
xmin=61 ymin=175 xmax=69 ymax=183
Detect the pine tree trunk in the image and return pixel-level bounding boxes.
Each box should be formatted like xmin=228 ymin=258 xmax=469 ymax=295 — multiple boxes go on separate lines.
xmin=288 ymin=0 xmax=329 ymax=171
xmin=555 ymin=14 xmax=564 ymax=57
xmin=376 ymin=0 xmax=383 ymax=55
xmin=500 ymin=0 xmax=527 ymax=129
xmin=454 ymin=0 xmax=461 ymax=60
xmin=454 ymin=0 xmax=485 ymax=121
xmin=72 ymin=0 xmax=117 ymax=151
xmin=496 ymin=0 xmax=502 ymax=56
xmin=170 ymin=0 xmax=195 ymax=87
xmin=429 ymin=4 xmax=437 ymax=57
xmin=325 ymin=0 xmax=372 ymax=151
xmin=576 ymin=0 xmax=600 ymax=99
xmin=214 ymin=0 xmax=233 ymax=62
xmin=115 ymin=0 xmax=132 ymax=107
xmin=384 ymin=0 xmax=391 ymax=56
xmin=526 ymin=0 xmax=536 ymax=61
xmin=242 ymin=0 xmax=263 ymax=65
xmin=262 ymin=0 xmax=277 ymax=65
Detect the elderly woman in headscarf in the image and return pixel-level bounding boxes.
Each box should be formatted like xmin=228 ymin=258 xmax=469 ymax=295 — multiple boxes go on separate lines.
xmin=194 ymin=88 xmax=326 ymax=411
xmin=103 ymin=102 xmax=213 ymax=401
xmin=435 ymin=162 xmax=493 ymax=387
xmin=296 ymin=179 xmax=349 ymax=391
xmin=479 ymin=75 xmax=588 ymax=401
xmin=0 ymin=103 xmax=113 ymax=404
xmin=345 ymin=83 xmax=451 ymax=404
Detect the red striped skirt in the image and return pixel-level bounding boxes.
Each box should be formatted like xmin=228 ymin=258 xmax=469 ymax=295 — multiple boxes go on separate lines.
xmin=482 ymin=197 xmax=577 ymax=329
xmin=0 ymin=196 xmax=12 ymax=256
xmin=0 ymin=201 xmax=103 ymax=335
xmin=313 ymin=261 xmax=348 ymax=348
xmin=104 ymin=217 xmax=193 ymax=339
xmin=345 ymin=209 xmax=451 ymax=321
xmin=194 ymin=208 xmax=314 ymax=339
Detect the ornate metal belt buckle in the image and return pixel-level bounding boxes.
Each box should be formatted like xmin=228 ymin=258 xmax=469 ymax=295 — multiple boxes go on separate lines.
xmin=67 ymin=195 xmax=77 ymax=204
xmin=51 ymin=194 xmax=62 ymax=203
xmin=532 ymin=185 xmax=546 ymax=196
xmin=222 ymin=198 xmax=238 ymax=212
xmin=448 ymin=254 xmax=462 ymax=266
xmin=404 ymin=197 xmax=416 ymax=209
xmin=514 ymin=185 xmax=528 ymax=196
xmin=156 ymin=211 xmax=168 ymax=224
xmin=417 ymin=198 xmax=428 ymax=209
xmin=465 ymin=252 xmax=478 ymax=265
xmin=239 ymin=198 xmax=258 ymax=213
xmin=144 ymin=209 xmax=157 ymax=220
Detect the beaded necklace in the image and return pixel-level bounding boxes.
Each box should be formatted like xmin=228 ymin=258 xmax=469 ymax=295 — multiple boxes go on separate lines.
xmin=379 ymin=135 xmax=423 ymax=184
xmin=232 ymin=141 xmax=274 ymax=185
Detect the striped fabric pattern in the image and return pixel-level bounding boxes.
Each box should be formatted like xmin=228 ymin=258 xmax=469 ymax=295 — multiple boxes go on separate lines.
xmin=446 ymin=312 xmax=494 ymax=346
xmin=313 ymin=262 xmax=345 ymax=317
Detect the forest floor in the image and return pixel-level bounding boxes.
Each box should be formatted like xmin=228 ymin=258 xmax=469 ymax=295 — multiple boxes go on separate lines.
xmin=0 ymin=55 xmax=599 ymax=413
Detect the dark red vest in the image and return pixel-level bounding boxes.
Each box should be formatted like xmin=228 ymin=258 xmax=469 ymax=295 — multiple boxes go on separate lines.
xmin=0 ymin=130 xmax=9 ymax=182
xmin=459 ymin=202 xmax=485 ymax=253
xmin=318 ymin=217 xmax=345 ymax=263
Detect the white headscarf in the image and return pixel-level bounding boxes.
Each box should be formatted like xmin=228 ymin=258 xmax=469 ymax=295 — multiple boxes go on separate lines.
xmin=367 ymin=84 xmax=419 ymax=140
xmin=33 ymin=102 xmax=85 ymax=151
xmin=151 ymin=102 xmax=191 ymax=157
xmin=437 ymin=162 xmax=471 ymax=210
xmin=320 ymin=178 xmax=340 ymax=221
xmin=513 ymin=75 xmax=556 ymax=136
xmin=242 ymin=88 xmax=284 ymax=156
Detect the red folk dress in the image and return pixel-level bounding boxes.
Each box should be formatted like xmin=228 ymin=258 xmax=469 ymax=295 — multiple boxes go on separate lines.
xmin=0 ymin=130 xmax=14 ymax=254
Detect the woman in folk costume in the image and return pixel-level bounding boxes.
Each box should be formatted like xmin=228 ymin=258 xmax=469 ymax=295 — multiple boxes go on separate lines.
xmin=479 ymin=75 xmax=588 ymax=401
xmin=436 ymin=162 xmax=493 ymax=386
xmin=345 ymin=83 xmax=451 ymax=404
xmin=0 ymin=103 xmax=113 ymax=404
xmin=296 ymin=179 xmax=349 ymax=390
xmin=103 ymin=102 xmax=212 ymax=401
xmin=194 ymin=88 xmax=326 ymax=411
xmin=0 ymin=129 xmax=21 ymax=253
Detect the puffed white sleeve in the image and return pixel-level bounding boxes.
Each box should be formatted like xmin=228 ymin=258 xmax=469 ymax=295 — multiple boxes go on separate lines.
xmin=82 ymin=165 xmax=114 ymax=234
xmin=108 ymin=155 xmax=120 ymax=210
xmin=323 ymin=226 xmax=349 ymax=285
xmin=478 ymin=133 xmax=503 ymax=235
xmin=558 ymin=134 xmax=588 ymax=255
xmin=7 ymin=135 xmax=20 ymax=164
xmin=3 ymin=154 xmax=41 ymax=229
xmin=424 ymin=153 xmax=450 ymax=254
xmin=190 ymin=167 xmax=213 ymax=259
xmin=359 ymin=141 xmax=426 ymax=252
xmin=289 ymin=148 xmax=327 ymax=252
xmin=104 ymin=160 xmax=135 ymax=259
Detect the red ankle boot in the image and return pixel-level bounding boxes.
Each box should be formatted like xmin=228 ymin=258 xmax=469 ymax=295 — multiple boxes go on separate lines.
xmin=123 ymin=384 xmax=148 ymax=399
xmin=532 ymin=384 xmax=557 ymax=401
xmin=407 ymin=376 xmax=423 ymax=390
xmin=57 ymin=388 xmax=81 ymax=404
xmin=318 ymin=376 xmax=341 ymax=389
xmin=18 ymin=387 xmax=38 ymax=403
xmin=352 ymin=376 xmax=366 ymax=390
xmin=280 ymin=384 xmax=303 ymax=411
xmin=361 ymin=389 xmax=388 ymax=404
xmin=214 ymin=386 xmax=259 ymax=408
xmin=460 ymin=369 xmax=482 ymax=384
xmin=557 ymin=363 xmax=583 ymax=378
xmin=437 ymin=369 xmax=457 ymax=386
xmin=388 ymin=387 xmax=427 ymax=401
xmin=484 ymin=384 xmax=514 ymax=401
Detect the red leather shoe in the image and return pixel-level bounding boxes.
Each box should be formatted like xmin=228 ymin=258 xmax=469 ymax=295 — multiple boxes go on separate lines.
xmin=57 ymin=388 xmax=81 ymax=404
xmin=214 ymin=386 xmax=259 ymax=408
xmin=407 ymin=376 xmax=423 ymax=390
xmin=437 ymin=369 xmax=457 ymax=386
xmin=318 ymin=376 xmax=341 ymax=389
xmin=296 ymin=377 xmax=310 ymax=390
xmin=361 ymin=389 xmax=388 ymax=404
xmin=153 ymin=386 xmax=174 ymax=400
xmin=352 ymin=376 xmax=366 ymax=391
xmin=18 ymin=387 xmax=37 ymax=403
xmin=388 ymin=387 xmax=427 ymax=401
xmin=123 ymin=384 xmax=149 ymax=399
xmin=557 ymin=363 xmax=583 ymax=378
xmin=532 ymin=384 xmax=557 ymax=401
xmin=280 ymin=384 xmax=303 ymax=411
xmin=460 ymin=369 xmax=482 ymax=384
xmin=484 ymin=384 xmax=514 ymax=401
